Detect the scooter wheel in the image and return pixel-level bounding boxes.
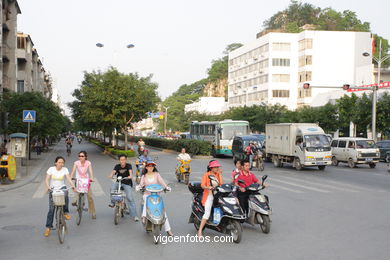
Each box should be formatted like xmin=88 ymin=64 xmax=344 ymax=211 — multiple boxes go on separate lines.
xmin=229 ymin=220 xmax=242 ymax=244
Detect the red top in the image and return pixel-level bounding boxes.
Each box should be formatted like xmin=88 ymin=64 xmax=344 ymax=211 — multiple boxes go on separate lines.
xmin=235 ymin=170 xmax=258 ymax=188
xmin=245 ymin=146 xmax=252 ymax=155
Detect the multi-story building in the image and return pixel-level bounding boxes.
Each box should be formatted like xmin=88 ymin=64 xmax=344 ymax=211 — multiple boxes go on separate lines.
xmin=184 ymin=97 xmax=227 ymax=115
xmin=16 ymin=32 xmax=53 ymax=98
xmin=2 ymin=0 xmax=21 ymax=93
xmin=228 ymin=30 xmax=373 ymax=110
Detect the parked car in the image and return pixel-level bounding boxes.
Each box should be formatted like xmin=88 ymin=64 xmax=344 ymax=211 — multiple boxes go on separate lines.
xmin=330 ymin=137 xmax=380 ymax=168
xmin=376 ymin=140 xmax=390 ymax=162
xmin=232 ymin=135 xmax=264 ymax=162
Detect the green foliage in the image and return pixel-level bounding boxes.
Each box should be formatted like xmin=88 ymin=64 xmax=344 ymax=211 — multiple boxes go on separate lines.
xmin=89 ymin=138 xmax=136 ymax=157
xmin=70 ymin=67 xmax=160 ymax=142
xmin=263 ymin=1 xmax=370 ymax=32
xmin=127 ymin=136 xmax=211 ymax=155
xmin=1 ymin=91 xmax=68 ymax=138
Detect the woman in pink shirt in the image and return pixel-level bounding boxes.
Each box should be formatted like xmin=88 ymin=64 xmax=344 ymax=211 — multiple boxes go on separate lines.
xmin=139 ymin=161 xmax=173 ymax=236
xmin=70 ymin=151 xmax=96 ymax=219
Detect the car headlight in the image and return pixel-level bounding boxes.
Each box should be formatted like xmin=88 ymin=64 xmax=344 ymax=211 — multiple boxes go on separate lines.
xmin=358 ymin=153 xmax=362 ymax=157
xmin=376 ymin=153 xmax=380 ymax=157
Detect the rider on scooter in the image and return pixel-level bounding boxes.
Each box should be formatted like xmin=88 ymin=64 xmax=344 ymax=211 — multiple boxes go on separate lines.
xmin=234 ymin=161 xmax=268 ymax=216
xmin=198 ymin=160 xmax=223 ymax=237
xmin=138 ymin=161 xmax=173 ymax=236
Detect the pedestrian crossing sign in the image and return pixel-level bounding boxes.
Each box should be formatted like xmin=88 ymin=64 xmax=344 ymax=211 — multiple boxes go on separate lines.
xmin=23 ymin=110 xmax=36 ymax=123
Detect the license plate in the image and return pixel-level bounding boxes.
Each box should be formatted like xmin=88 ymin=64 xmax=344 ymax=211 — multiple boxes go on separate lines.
xmin=365 ymin=158 xmax=373 ymax=161
xmin=316 ymin=162 xmax=325 ymax=165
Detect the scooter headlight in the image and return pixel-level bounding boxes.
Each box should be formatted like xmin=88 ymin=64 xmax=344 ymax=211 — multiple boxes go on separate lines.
xmin=222 ymin=197 xmax=237 ymax=205
xmin=222 ymin=206 xmax=232 ymax=215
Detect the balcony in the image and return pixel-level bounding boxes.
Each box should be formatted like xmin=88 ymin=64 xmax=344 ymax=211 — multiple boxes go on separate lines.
xmin=16 ymin=48 xmax=26 ymax=60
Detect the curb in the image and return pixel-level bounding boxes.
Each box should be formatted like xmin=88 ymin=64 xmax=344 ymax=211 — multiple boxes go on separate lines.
xmin=0 ymin=143 xmax=60 ymax=192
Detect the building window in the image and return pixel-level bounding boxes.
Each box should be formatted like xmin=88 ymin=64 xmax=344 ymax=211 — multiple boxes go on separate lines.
xmin=299 ymin=39 xmax=313 ymax=51
xmin=17 ymin=37 xmax=26 ymax=49
xmin=272 ymin=42 xmax=291 ymax=51
xmin=272 ymin=90 xmax=290 ymax=98
xmin=17 ymin=80 xmax=25 ymax=93
xmin=298 ymin=71 xmax=312 ymax=82
xmin=298 ymin=88 xmax=312 ymax=98
xmin=272 ymin=58 xmax=290 ymax=67
xmin=299 ymin=55 xmax=312 ymax=67
xmin=272 ymin=74 xmax=290 ymax=82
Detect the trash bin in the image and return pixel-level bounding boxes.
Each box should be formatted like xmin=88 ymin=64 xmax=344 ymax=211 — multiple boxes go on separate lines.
xmin=0 ymin=155 xmax=16 ymax=183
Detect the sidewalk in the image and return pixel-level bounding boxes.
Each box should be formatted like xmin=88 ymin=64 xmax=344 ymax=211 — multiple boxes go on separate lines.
xmin=0 ymin=142 xmax=61 ymax=192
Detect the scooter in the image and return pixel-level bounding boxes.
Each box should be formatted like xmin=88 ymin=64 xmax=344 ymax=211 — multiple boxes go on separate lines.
xmin=253 ymin=150 xmax=265 ymax=171
xmin=188 ymin=175 xmax=245 ymax=243
xmin=175 ymin=160 xmax=191 ymax=184
xmin=110 ymin=176 xmax=129 ymax=225
xmin=137 ymin=184 xmax=170 ymax=244
xmin=237 ymin=175 xmax=272 ymax=233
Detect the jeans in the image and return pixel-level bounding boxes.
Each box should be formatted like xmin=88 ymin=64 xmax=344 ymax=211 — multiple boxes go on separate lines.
xmin=249 ymin=154 xmax=253 ymax=168
xmin=110 ymin=182 xmax=137 ymax=217
xmin=45 ymin=186 xmax=69 ymax=228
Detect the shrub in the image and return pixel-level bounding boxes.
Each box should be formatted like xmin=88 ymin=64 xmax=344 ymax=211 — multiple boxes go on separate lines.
xmin=88 ymin=137 xmax=136 ymax=157
xmin=126 ymin=136 xmax=211 ymax=155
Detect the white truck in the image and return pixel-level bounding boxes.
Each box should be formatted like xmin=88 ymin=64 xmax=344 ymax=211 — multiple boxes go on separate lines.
xmin=266 ymin=123 xmax=332 ymax=170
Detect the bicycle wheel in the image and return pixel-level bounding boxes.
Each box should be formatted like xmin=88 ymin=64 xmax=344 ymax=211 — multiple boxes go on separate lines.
xmin=114 ymin=205 xmax=120 ymax=225
xmin=57 ymin=206 xmax=66 ymax=244
xmin=76 ymin=194 xmax=83 ymax=225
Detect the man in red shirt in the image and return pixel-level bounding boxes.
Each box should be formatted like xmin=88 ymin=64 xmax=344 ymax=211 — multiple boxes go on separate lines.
xmin=235 ymin=161 xmax=267 ymax=216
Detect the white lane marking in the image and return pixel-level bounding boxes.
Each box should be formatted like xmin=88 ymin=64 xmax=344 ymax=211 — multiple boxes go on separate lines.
xmin=32 ymin=177 xmax=106 ymax=199
xmin=268 ymin=183 xmax=304 ymax=193
xmin=32 ymin=180 xmax=47 ymax=198
xmin=90 ymin=177 xmax=105 ymax=196
xmin=274 ymin=175 xmax=359 ymax=193
xmin=271 ymin=178 xmax=330 ymax=193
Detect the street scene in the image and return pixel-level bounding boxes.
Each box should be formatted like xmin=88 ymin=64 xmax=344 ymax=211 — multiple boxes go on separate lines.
xmin=1 ymin=0 xmax=390 ymax=259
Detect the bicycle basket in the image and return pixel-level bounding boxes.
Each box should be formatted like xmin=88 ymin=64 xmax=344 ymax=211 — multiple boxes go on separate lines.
xmin=52 ymin=190 xmax=65 ymax=206
xmin=111 ymin=193 xmax=124 ymax=202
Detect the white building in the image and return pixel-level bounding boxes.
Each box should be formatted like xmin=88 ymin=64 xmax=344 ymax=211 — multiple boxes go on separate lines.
xmin=185 ymin=97 xmax=227 ymax=115
xmin=228 ymin=30 xmax=373 ymax=110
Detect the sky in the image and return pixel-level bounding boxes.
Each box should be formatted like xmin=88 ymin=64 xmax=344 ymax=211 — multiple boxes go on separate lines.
xmin=17 ymin=0 xmax=390 ymax=115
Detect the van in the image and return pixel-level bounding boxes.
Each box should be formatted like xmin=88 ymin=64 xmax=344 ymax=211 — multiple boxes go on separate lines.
xmin=330 ymin=137 xmax=380 ymax=168
xmin=376 ymin=140 xmax=390 ymax=162
xmin=232 ymin=135 xmax=263 ymax=162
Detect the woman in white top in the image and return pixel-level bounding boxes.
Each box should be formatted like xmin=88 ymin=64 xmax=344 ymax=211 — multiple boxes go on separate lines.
xmin=44 ymin=156 xmax=75 ymax=237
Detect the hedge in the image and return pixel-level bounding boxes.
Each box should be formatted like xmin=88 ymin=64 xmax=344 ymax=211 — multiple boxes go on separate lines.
xmin=126 ymin=136 xmax=211 ymax=155
xmin=89 ymin=138 xmax=136 ymax=157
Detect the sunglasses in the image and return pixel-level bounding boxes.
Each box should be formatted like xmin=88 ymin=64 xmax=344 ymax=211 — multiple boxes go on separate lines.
xmin=79 ymin=155 xmax=85 ymax=157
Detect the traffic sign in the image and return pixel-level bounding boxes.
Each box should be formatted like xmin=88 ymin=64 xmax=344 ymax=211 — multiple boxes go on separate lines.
xmin=23 ymin=110 xmax=36 ymax=123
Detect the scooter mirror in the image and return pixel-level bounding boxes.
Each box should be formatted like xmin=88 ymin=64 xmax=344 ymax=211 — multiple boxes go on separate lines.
xmin=262 ymin=175 xmax=268 ymax=182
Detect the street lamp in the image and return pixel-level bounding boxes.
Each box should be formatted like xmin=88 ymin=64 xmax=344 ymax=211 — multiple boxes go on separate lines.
xmin=163 ymin=106 xmax=169 ymax=134
xmin=362 ymin=39 xmax=390 ymax=141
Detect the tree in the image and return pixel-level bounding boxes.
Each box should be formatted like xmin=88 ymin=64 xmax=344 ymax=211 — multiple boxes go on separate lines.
xmin=71 ymin=67 xmax=160 ymax=149
xmin=1 ymin=92 xmax=68 ymax=155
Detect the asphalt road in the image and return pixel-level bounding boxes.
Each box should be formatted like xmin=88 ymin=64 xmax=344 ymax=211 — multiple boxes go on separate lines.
xmin=1 ymin=140 xmax=389 ymax=260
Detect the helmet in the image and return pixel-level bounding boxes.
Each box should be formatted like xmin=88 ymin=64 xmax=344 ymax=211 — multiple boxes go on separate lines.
xmin=208 ymin=160 xmax=221 ymax=168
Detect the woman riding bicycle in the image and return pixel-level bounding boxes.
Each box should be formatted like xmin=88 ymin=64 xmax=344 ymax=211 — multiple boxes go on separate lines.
xmin=70 ymin=151 xmax=96 ymax=219
xmin=44 ymin=156 xmax=75 ymax=237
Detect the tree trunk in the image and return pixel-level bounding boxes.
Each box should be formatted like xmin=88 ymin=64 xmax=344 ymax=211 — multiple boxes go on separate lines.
xmin=124 ymin=129 xmax=128 ymax=151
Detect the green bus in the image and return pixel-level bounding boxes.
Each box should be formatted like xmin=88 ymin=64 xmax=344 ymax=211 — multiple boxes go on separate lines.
xmin=190 ymin=120 xmax=250 ymax=157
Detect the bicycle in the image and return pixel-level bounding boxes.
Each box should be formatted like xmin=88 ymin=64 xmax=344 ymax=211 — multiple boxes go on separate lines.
xmin=50 ymin=187 xmax=69 ymax=244
xmin=111 ymin=176 xmax=129 ymax=225
xmin=72 ymin=178 xmax=91 ymax=225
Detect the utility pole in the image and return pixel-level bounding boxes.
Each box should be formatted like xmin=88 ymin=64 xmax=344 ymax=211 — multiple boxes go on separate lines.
xmin=163 ymin=106 xmax=169 ymax=134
